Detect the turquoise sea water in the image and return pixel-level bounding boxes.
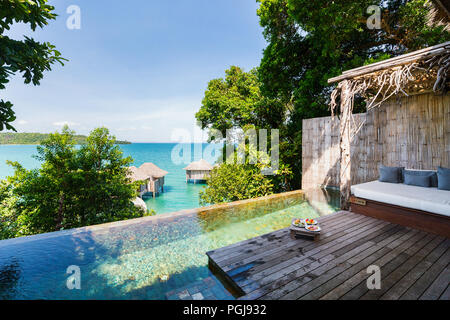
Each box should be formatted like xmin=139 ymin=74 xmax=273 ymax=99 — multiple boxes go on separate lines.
xmin=0 ymin=143 xmax=221 ymax=214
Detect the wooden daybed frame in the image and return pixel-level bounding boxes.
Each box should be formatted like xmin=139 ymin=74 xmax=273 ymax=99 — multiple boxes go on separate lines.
xmin=350 ymin=196 xmax=450 ymax=238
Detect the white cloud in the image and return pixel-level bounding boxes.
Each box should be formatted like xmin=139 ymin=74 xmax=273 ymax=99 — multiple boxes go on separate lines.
xmin=17 ymin=120 xmax=28 ymax=125
xmin=53 ymin=121 xmax=80 ymax=127
xmin=117 ymin=126 xmax=137 ymax=132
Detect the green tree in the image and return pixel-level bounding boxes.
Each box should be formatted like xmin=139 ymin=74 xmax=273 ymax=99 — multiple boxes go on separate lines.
xmin=196 ymin=66 xmax=286 ymax=135
xmin=196 ymin=66 xmax=296 ymax=194
xmin=0 ymin=0 xmax=65 ymax=131
xmin=199 ymin=163 xmax=274 ymax=205
xmin=0 ymin=180 xmax=20 ymax=239
xmin=1 ymin=126 xmax=144 ymax=238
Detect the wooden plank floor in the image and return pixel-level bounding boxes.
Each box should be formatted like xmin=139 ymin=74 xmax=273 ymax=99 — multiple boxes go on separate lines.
xmin=206 ymin=211 xmax=450 ymax=300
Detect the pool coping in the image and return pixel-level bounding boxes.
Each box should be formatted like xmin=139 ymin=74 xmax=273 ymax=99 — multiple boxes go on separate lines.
xmin=0 ymin=190 xmax=304 ymax=247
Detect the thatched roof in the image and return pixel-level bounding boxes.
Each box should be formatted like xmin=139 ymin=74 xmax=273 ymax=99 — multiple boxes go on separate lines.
xmin=138 ymin=162 xmax=168 ymax=179
xmin=127 ymin=163 xmax=168 ymax=182
xmin=328 ymin=42 xmax=449 ymax=84
xmin=183 ymin=159 xmax=213 ymax=171
xmin=328 ymin=42 xmax=449 ymax=111
xmin=427 ymin=0 xmax=450 ymax=31
xmin=127 ymin=166 xmax=148 ymax=182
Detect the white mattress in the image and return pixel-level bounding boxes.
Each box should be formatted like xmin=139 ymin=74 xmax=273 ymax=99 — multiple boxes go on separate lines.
xmin=351 ymin=181 xmax=450 ymax=217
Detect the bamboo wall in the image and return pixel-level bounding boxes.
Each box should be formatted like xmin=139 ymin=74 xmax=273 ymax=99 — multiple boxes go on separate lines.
xmin=302 ymin=93 xmax=450 ymax=189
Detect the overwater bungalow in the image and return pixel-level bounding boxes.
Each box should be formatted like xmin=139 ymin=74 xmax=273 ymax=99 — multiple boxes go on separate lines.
xmin=128 ymin=163 xmax=168 ymax=198
xmin=184 ymin=159 xmax=213 ymax=183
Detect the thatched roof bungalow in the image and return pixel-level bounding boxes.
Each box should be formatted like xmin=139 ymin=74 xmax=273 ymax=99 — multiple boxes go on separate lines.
xmin=184 ymin=159 xmax=213 ymax=183
xmin=127 ymin=163 xmax=168 ymax=198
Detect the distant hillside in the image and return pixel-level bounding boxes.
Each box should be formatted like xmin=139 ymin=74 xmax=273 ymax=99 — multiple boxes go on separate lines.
xmin=0 ymin=132 xmax=131 ymax=145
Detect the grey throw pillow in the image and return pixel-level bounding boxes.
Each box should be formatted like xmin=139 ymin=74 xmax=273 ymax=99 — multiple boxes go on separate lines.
xmin=379 ymin=165 xmax=404 ymax=183
xmin=403 ymin=170 xmax=437 ymax=188
xmin=403 ymin=171 xmax=432 ymax=188
xmin=437 ymin=167 xmax=450 ymax=191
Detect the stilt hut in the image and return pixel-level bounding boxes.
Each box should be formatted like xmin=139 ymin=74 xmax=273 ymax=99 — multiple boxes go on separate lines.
xmin=184 ymin=159 xmax=213 ymax=183
xmin=128 ymin=166 xmax=149 ymax=197
xmin=128 ymin=163 xmax=168 ymax=198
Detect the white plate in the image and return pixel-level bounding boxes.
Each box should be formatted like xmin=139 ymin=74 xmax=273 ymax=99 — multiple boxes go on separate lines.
xmin=303 ymin=219 xmax=318 ymax=226
xmin=305 ymin=225 xmax=321 ymax=232
xmin=292 ymin=222 xmax=305 ymax=228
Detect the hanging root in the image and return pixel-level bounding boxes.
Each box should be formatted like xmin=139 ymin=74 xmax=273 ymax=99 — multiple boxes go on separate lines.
xmin=329 ymin=47 xmax=450 ymax=138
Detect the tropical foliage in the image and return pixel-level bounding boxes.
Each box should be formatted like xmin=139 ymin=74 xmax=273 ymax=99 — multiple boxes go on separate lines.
xmin=0 ymin=126 xmax=146 ymax=240
xmin=196 ymin=66 xmax=286 ymax=134
xmin=196 ymin=67 xmax=293 ymax=203
xmin=0 ymin=0 xmax=65 ymax=131
xmin=199 ymin=163 xmax=274 ymax=205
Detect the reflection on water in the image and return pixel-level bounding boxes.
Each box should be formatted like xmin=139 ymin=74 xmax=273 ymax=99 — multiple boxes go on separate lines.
xmin=0 ymin=259 xmax=21 ymax=299
xmin=0 ymin=189 xmax=339 ymax=300
xmin=304 ymin=188 xmax=340 ymax=216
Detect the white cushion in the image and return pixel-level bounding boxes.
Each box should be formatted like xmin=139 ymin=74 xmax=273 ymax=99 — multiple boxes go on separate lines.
xmin=351 ymin=181 xmax=450 ymax=217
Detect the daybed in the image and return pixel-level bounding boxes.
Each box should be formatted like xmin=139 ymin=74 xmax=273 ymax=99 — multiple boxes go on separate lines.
xmin=350 ymin=180 xmax=450 ymax=238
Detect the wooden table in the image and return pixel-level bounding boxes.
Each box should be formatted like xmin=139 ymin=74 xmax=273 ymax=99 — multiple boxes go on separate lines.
xmin=289 ymin=219 xmax=321 ymax=241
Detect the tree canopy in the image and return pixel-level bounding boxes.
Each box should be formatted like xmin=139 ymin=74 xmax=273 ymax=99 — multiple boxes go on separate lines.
xmin=0 ymin=126 xmax=146 ymax=239
xmin=0 ymin=0 xmax=65 ymax=131
xmin=196 ymin=66 xmax=293 ymax=202
xmin=196 ymin=66 xmax=286 ymax=135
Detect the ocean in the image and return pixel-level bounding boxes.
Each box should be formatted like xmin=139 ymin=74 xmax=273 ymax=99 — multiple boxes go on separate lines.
xmin=0 ymin=143 xmax=222 ymax=214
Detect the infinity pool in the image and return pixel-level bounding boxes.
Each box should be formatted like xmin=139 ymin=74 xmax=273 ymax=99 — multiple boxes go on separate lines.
xmin=0 ymin=189 xmax=339 ymax=300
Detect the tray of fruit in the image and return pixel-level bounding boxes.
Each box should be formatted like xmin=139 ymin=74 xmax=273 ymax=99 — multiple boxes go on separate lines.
xmin=292 ymin=218 xmax=305 ymax=228
xmin=305 ymin=224 xmax=321 ymax=232
xmin=304 ymin=218 xmax=318 ymax=225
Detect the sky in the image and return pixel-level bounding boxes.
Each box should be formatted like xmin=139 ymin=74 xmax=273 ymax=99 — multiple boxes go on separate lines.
xmin=4 ymin=0 xmax=266 ymax=142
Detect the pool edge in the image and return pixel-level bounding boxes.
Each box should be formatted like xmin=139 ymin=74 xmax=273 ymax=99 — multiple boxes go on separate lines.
xmin=0 ymin=190 xmax=305 ymax=247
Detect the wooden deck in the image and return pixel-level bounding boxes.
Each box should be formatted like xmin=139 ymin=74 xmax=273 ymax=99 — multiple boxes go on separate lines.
xmin=206 ymin=211 xmax=450 ymax=300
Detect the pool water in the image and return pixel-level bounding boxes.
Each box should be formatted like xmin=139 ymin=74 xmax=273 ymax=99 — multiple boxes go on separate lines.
xmin=0 ymin=189 xmax=339 ymax=300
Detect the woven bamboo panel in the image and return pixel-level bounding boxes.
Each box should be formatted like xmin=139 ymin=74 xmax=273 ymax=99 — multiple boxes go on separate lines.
xmin=302 ymin=93 xmax=450 ymax=189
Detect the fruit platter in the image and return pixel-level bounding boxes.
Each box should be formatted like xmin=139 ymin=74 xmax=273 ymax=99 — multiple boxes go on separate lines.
xmin=292 ymin=219 xmax=305 ymax=227
xmin=305 ymin=224 xmax=321 ymax=232
xmin=290 ymin=217 xmax=322 ymax=240
xmin=304 ymin=218 xmax=318 ymax=225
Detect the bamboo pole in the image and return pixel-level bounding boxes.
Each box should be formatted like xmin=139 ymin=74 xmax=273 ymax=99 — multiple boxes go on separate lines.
xmin=339 ymin=80 xmax=353 ymax=210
